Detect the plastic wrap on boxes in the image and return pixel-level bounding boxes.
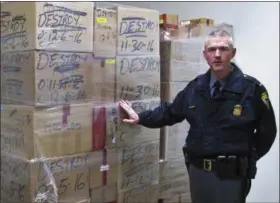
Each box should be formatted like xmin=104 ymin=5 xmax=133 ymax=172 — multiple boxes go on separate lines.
xmin=159 ymin=31 xmax=209 ymax=162
xmin=107 ymin=99 xmax=161 ymax=148
xmin=89 ymin=141 xmax=160 ymax=202
xmin=90 ymin=140 xmax=160 ymax=190
xmin=1 ymin=151 xmax=97 ymax=203
xmin=1 ymin=2 xmax=94 ymax=52
xmin=91 ymin=57 xmax=116 ymax=103
xmin=1 ymin=103 xmax=93 ymax=159
xmin=91 ymin=98 xmax=160 ymax=149
xmin=1 ymin=2 xmax=162 ymax=203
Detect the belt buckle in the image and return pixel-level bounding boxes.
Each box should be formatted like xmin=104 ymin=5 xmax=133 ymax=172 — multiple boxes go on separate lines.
xmin=203 ymin=159 xmax=212 ymax=171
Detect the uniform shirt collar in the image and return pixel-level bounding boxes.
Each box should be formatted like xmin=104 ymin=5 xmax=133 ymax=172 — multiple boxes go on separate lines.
xmin=196 ymin=62 xmax=244 ymax=94
xmin=210 ymin=72 xmax=226 ymax=90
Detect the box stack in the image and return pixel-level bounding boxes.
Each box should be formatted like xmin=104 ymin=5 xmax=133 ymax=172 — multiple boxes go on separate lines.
xmin=89 ymin=4 xmax=161 ymax=203
xmin=1 ymin=2 xmax=94 ymax=203
xmin=159 ymin=20 xmax=212 ymax=202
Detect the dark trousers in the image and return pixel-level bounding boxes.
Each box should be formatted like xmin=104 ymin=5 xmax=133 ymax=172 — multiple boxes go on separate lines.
xmin=188 ymin=164 xmax=251 ymax=203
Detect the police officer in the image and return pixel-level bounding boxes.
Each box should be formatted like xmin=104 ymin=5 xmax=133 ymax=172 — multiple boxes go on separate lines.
xmin=119 ymin=29 xmax=277 ymax=203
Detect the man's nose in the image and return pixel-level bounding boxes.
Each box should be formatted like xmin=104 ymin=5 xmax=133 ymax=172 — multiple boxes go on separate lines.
xmin=215 ymin=49 xmax=221 ymax=57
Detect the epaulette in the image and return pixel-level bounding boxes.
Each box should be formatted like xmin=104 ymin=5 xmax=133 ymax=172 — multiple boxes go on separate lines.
xmin=243 ymin=74 xmax=262 ymax=86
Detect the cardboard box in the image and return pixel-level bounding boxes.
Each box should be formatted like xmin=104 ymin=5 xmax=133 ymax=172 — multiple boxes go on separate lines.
xmin=91 ymin=57 xmax=116 ymax=103
xmin=116 ymin=55 xmax=160 ymax=101
xmin=167 ymin=120 xmax=190 ymax=160
xmin=161 ymin=82 xmax=189 ymax=102
xmin=159 ymin=157 xmax=189 ymax=199
xmin=180 ymin=192 xmax=192 ymax=203
xmin=1 ymin=103 xmax=93 ymax=159
xmin=90 ymin=183 xmax=117 ymax=203
xmin=116 ymin=7 xmax=160 ymax=55
xmin=118 ymin=183 xmax=159 ymax=203
xmin=162 ymin=196 xmax=180 ymax=203
xmin=89 ymin=140 xmax=160 ymax=191
xmin=181 ymin=18 xmax=214 ymax=26
xmin=160 ymin=14 xmax=179 ymax=26
xmin=1 ymin=152 xmax=95 ymax=203
xmin=105 ymin=98 xmax=161 ymax=149
xmin=1 ymin=2 xmax=94 ymax=52
xmin=93 ymin=7 xmax=117 ymax=58
xmin=161 ymin=61 xmax=208 ymax=83
xmin=171 ymin=38 xmax=205 ymax=62
xmin=1 ymin=51 xmax=93 ymax=106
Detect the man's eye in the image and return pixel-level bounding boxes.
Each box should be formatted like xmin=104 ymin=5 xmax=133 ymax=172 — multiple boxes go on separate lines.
xmin=220 ymin=47 xmax=230 ymax=51
xmin=207 ymin=48 xmax=216 ymax=52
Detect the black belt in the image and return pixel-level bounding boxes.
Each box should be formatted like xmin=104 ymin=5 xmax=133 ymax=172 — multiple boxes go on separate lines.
xmin=189 ymin=156 xmax=217 ymax=172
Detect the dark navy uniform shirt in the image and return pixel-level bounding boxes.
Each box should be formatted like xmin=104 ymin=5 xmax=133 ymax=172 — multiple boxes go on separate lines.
xmin=138 ymin=62 xmax=277 ymax=159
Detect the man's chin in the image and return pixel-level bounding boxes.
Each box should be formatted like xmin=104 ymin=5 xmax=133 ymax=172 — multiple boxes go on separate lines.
xmin=211 ymin=64 xmax=224 ymax=71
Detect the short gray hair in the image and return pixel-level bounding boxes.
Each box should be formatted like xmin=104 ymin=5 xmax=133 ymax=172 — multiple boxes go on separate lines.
xmin=204 ymin=29 xmax=234 ymax=49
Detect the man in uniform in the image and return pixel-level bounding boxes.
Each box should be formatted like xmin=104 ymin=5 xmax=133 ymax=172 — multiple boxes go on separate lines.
xmin=119 ymin=29 xmax=277 ymax=203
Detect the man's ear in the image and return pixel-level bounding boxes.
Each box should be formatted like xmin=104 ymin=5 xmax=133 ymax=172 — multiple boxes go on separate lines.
xmin=231 ymin=48 xmax=237 ymax=58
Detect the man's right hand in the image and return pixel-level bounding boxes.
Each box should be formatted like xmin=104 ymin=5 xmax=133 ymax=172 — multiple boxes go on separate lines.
xmin=119 ymin=100 xmax=139 ymax=124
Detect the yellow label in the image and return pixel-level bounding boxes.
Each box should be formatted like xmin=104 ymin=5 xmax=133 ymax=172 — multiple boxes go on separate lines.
xmin=159 ymin=19 xmax=164 ymax=24
xmin=232 ymin=104 xmax=242 ymax=116
xmin=105 ymin=59 xmax=115 ymax=64
xmin=261 ymin=92 xmax=268 ymax=100
xmin=96 ymin=17 xmax=107 ymax=24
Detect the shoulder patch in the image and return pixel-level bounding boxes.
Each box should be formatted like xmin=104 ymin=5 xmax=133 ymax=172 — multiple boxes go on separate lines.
xmin=261 ymin=91 xmax=270 ymax=109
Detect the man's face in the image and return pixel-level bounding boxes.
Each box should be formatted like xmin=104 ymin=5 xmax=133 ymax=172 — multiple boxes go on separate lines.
xmin=203 ymin=36 xmax=236 ymax=72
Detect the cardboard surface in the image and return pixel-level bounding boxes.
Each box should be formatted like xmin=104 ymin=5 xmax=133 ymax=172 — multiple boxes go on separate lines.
xmin=116 ymin=7 xmax=160 ymax=55
xmin=118 ymin=183 xmax=159 ymax=203
xmin=1 ymin=51 xmax=93 ymax=106
xmin=115 ymin=55 xmax=160 ymax=101
xmin=1 ymin=103 xmax=93 ymax=159
xmin=1 ymin=2 xmax=94 ymax=52
xmin=89 ymin=140 xmax=160 ymax=191
xmin=161 ymin=61 xmax=208 ymax=83
xmin=1 ymin=152 xmax=93 ymax=203
xmin=105 ymin=99 xmax=160 ymax=149
xmin=159 ymin=157 xmax=190 ymax=199
xmin=91 ymin=57 xmax=116 ymax=103
xmin=93 ymin=7 xmax=117 ymax=58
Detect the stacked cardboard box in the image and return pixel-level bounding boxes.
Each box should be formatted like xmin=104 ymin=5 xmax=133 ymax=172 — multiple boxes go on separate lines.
xmin=159 ymin=31 xmax=210 ymax=203
xmin=89 ymin=5 xmax=161 ymax=203
xmin=160 ymin=37 xmax=209 ymax=161
xmin=1 ymin=2 xmax=94 ymax=203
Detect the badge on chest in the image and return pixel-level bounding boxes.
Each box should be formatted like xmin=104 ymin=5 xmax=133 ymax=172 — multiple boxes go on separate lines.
xmin=232 ymin=104 xmax=242 ymax=116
